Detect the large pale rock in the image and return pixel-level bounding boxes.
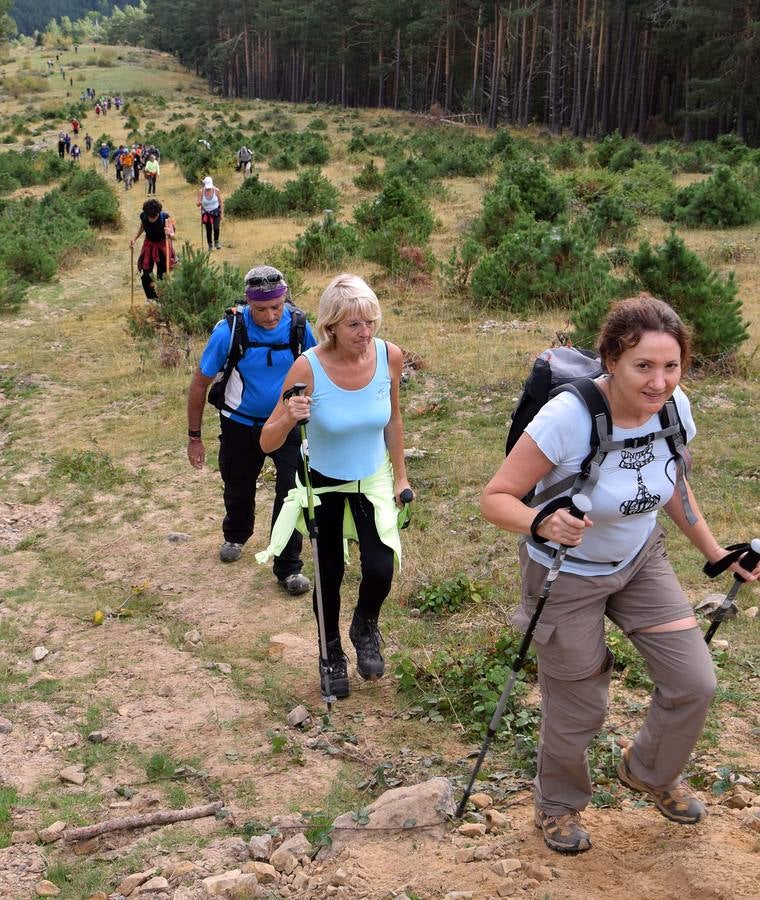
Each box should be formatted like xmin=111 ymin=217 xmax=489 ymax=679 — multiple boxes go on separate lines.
xmin=11 ymin=830 xmax=38 ymax=845
xmin=248 ymin=834 xmax=273 ymax=860
xmin=321 ymin=777 xmax=455 ymax=857
xmin=136 ymin=876 xmax=170 ymax=893
xmin=469 ymin=793 xmax=493 ymax=809
xmin=34 ymin=882 xmax=60 ymax=897
xmin=37 ymin=821 xmax=67 ymax=843
xmin=491 ymin=858 xmax=521 ymax=877
xmin=269 ymin=847 xmax=298 ymax=874
xmin=245 ymin=861 xmax=277 ymax=883
xmin=31 ymin=646 xmax=49 ymax=662
xmin=202 ymin=870 xmax=242 ymax=895
xmin=116 ymin=870 xmax=155 ymax=896
xmin=268 ymin=633 xmax=314 ymax=662
xmin=457 ymin=823 xmax=486 ymax=837
xmin=521 ymin=861 xmax=552 ymax=882
xmin=286 ymin=705 xmax=311 ymax=728
xmin=58 ymin=766 xmax=86 ymax=786
xmin=485 ymin=809 xmax=509 ymax=832
xmin=278 ymin=833 xmax=312 ymax=858
xmin=0 ymin=716 xmax=12 ymax=733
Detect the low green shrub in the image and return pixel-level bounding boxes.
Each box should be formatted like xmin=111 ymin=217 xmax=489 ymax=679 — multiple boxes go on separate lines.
xmin=471 ymin=216 xmax=615 ymax=314
xmin=307 ymin=117 xmax=328 ymax=131
xmin=354 ymin=176 xmax=433 ymax=237
xmin=500 ymin=157 xmax=566 ymax=221
xmin=269 ymin=150 xmax=298 ymax=170
xmin=472 ymin=180 xmax=525 ymax=248
xmin=298 ymin=138 xmax=330 ymax=166
xmin=409 ymin=573 xmax=484 ymax=616
xmin=353 ymin=159 xmax=384 ymax=191
xmin=225 ymin=176 xmax=284 ymax=218
xmin=588 ymin=194 xmax=638 ymax=243
xmin=562 ymin=167 xmax=620 ymax=204
xmin=620 ymin=160 xmax=675 ymax=215
xmin=607 ymin=140 xmax=645 ymax=172
xmin=548 ymin=137 xmax=585 ymax=170
xmin=593 ymin=130 xmax=625 ymax=168
xmin=394 ymin=629 xmax=540 ymax=739
xmin=631 ymin=231 xmax=749 ymax=360
xmin=292 ymin=215 xmax=359 ymax=269
xmin=281 ymin=169 xmax=339 ymax=215
xmin=661 ymin=165 xmax=759 ymax=227
xmin=156 ymin=242 xmax=242 ymax=334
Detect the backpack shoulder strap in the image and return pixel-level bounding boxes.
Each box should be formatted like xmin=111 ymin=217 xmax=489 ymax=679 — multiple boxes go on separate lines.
xmin=286 ymin=302 xmax=307 ymax=359
xmin=532 ymin=378 xmax=612 ymax=506
xmin=659 ymin=397 xmax=697 ymax=525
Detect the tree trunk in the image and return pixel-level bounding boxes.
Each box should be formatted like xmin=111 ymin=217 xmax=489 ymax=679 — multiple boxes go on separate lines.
xmin=393 ymin=27 xmax=401 ymax=109
xmin=549 ymin=0 xmax=563 ymax=134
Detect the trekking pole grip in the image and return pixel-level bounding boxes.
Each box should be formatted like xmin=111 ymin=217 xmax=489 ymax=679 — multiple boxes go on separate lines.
xmin=569 ymin=494 xmax=592 ymax=521
xmin=283 ymin=382 xmax=309 ymax=426
xmin=736 ymin=539 xmax=760 ymax=581
xmin=399 ymin=488 xmax=414 ymax=504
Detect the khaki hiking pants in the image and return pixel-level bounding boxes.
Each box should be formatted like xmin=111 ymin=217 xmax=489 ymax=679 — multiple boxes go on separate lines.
xmin=515 ymin=525 xmax=717 ymax=817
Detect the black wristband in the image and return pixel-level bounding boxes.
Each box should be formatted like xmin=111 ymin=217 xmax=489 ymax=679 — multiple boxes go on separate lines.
xmin=188 ymin=429 xmax=202 ymax=439
xmin=530 ymin=512 xmax=550 ymax=544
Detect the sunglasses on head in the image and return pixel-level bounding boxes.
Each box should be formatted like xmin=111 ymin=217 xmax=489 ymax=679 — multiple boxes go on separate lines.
xmin=246 ymin=273 xmax=282 ymax=287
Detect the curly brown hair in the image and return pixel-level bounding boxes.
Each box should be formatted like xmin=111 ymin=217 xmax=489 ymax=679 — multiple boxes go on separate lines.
xmin=597 ymin=293 xmax=692 ymax=371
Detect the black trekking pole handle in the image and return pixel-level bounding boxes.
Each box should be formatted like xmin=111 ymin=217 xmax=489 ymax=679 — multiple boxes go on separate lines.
xmin=704 ymin=538 xmax=760 ymax=645
xmin=283 ymin=382 xmax=310 ymax=426
xmin=455 ymin=494 xmax=592 ymax=819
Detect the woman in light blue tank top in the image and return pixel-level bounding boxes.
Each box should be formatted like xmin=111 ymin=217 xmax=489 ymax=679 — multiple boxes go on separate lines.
xmin=261 ymin=274 xmax=413 ymax=701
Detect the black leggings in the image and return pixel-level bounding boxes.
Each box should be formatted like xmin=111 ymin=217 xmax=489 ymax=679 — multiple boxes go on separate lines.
xmin=306 ymin=468 xmax=394 ymax=642
xmin=203 ymin=212 xmax=221 ymax=245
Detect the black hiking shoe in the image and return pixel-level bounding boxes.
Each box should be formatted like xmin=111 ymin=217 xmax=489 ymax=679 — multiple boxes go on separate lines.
xmin=534 ymin=809 xmax=592 ymax=854
xmin=319 ymin=637 xmax=350 ymax=699
xmin=349 ymin=610 xmax=385 ymax=680
xmin=617 ymin=748 xmax=707 ymax=825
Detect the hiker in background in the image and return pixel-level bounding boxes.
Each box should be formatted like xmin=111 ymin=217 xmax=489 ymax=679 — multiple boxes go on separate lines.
xmin=70 ymin=143 xmax=81 ymax=163
xmin=260 ymin=273 xmax=413 ymax=699
xmin=197 ymin=176 xmax=223 ymax=250
xmin=63 ymin=133 xmax=71 ymax=155
xmin=98 ymin=142 xmax=110 ymax=172
xmin=84 ymin=133 xmax=92 ymax=152
xmin=130 ymin=199 xmax=175 ymax=301
xmin=121 ymin=147 xmax=135 ymax=191
xmin=185 ymin=264 xmax=316 ymax=594
xmin=480 ymin=294 xmax=760 ymax=855
xmin=132 ymin=147 xmax=143 ymax=184
xmin=144 ymin=152 xmax=159 ymax=195
xmin=236 ymin=146 xmax=253 ymax=177
xmin=94 ymin=103 xmax=101 ymax=117
xmin=57 ymin=131 xmax=66 ymax=159
xmin=113 ymin=145 xmax=124 ymax=182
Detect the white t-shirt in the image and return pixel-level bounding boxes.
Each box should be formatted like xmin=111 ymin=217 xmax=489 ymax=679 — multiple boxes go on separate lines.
xmin=525 ymin=384 xmax=696 ymax=575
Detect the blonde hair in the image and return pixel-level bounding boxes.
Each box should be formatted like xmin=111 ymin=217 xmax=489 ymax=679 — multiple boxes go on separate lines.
xmin=315 ymin=273 xmax=382 ymax=346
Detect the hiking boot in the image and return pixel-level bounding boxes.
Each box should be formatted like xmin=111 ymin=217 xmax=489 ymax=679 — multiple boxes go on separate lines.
xmin=349 ymin=610 xmax=385 ymax=680
xmin=319 ymin=637 xmax=350 ymax=699
xmin=534 ymin=809 xmax=592 ymax=854
xmin=215 ymin=242 xmax=221 ymax=250
xmin=617 ymin=748 xmax=707 ymax=824
xmin=219 ymin=541 xmax=243 ymax=563
xmin=280 ymin=573 xmax=311 ymax=596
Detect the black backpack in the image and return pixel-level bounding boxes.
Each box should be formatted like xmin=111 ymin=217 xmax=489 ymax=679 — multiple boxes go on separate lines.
xmin=207 ymin=301 xmax=307 ymax=415
xmin=505 ymin=344 xmax=696 ymax=524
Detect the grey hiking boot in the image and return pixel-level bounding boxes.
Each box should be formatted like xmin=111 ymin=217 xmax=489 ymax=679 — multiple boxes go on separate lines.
xmin=534 ymin=809 xmax=592 ymax=854
xmin=617 ymin=747 xmax=707 ymax=825
xmin=319 ymin=637 xmax=350 ymax=699
xmin=219 ymin=541 xmax=243 ymax=563
xmin=349 ymin=610 xmax=385 ymax=680
xmin=215 ymin=241 xmax=221 ymax=249
xmin=280 ymin=573 xmax=311 ymax=596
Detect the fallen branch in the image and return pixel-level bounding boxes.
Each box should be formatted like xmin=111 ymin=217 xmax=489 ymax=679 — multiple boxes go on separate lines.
xmin=64 ymin=801 xmax=224 ymax=843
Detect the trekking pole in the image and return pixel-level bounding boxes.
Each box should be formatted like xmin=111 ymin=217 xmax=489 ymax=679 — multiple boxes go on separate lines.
xmin=703 ymin=539 xmax=760 ymax=645
xmin=285 ymin=382 xmax=336 ymax=712
xmin=455 ymin=494 xmax=592 ymax=818
xmin=130 ymin=244 xmax=134 ymax=308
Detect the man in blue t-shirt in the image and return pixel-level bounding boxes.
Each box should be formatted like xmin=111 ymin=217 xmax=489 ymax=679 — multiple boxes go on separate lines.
xmin=186 ymin=265 xmax=317 ymax=595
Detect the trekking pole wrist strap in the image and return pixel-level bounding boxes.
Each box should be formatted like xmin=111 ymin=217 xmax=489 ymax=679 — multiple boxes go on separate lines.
xmin=188 ymin=429 xmax=202 ymax=439
xmin=703 ymin=543 xmax=752 ymax=578
xmin=530 ymin=496 xmax=572 ymax=545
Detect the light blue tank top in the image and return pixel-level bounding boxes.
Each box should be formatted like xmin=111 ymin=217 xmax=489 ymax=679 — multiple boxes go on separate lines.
xmin=304 ymin=338 xmax=391 ymax=480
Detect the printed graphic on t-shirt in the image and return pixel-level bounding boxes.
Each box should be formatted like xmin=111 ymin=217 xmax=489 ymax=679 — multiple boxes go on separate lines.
xmin=618 ymin=443 xmax=660 ymax=516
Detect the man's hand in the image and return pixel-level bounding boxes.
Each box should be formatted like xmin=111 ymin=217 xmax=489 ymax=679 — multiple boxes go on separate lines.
xmin=187 ymin=439 xmax=205 ymax=470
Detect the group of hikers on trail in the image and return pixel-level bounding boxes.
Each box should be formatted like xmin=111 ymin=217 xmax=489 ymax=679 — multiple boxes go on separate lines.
xmin=178 ymin=271 xmax=759 ymax=855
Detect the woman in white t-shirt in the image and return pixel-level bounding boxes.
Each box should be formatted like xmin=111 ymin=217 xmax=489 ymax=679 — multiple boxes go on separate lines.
xmin=481 ymin=295 xmax=759 ymax=855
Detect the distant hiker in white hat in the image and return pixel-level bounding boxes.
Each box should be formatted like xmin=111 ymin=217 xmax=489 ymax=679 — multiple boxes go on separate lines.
xmin=197 ymin=176 xmax=223 ymax=250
